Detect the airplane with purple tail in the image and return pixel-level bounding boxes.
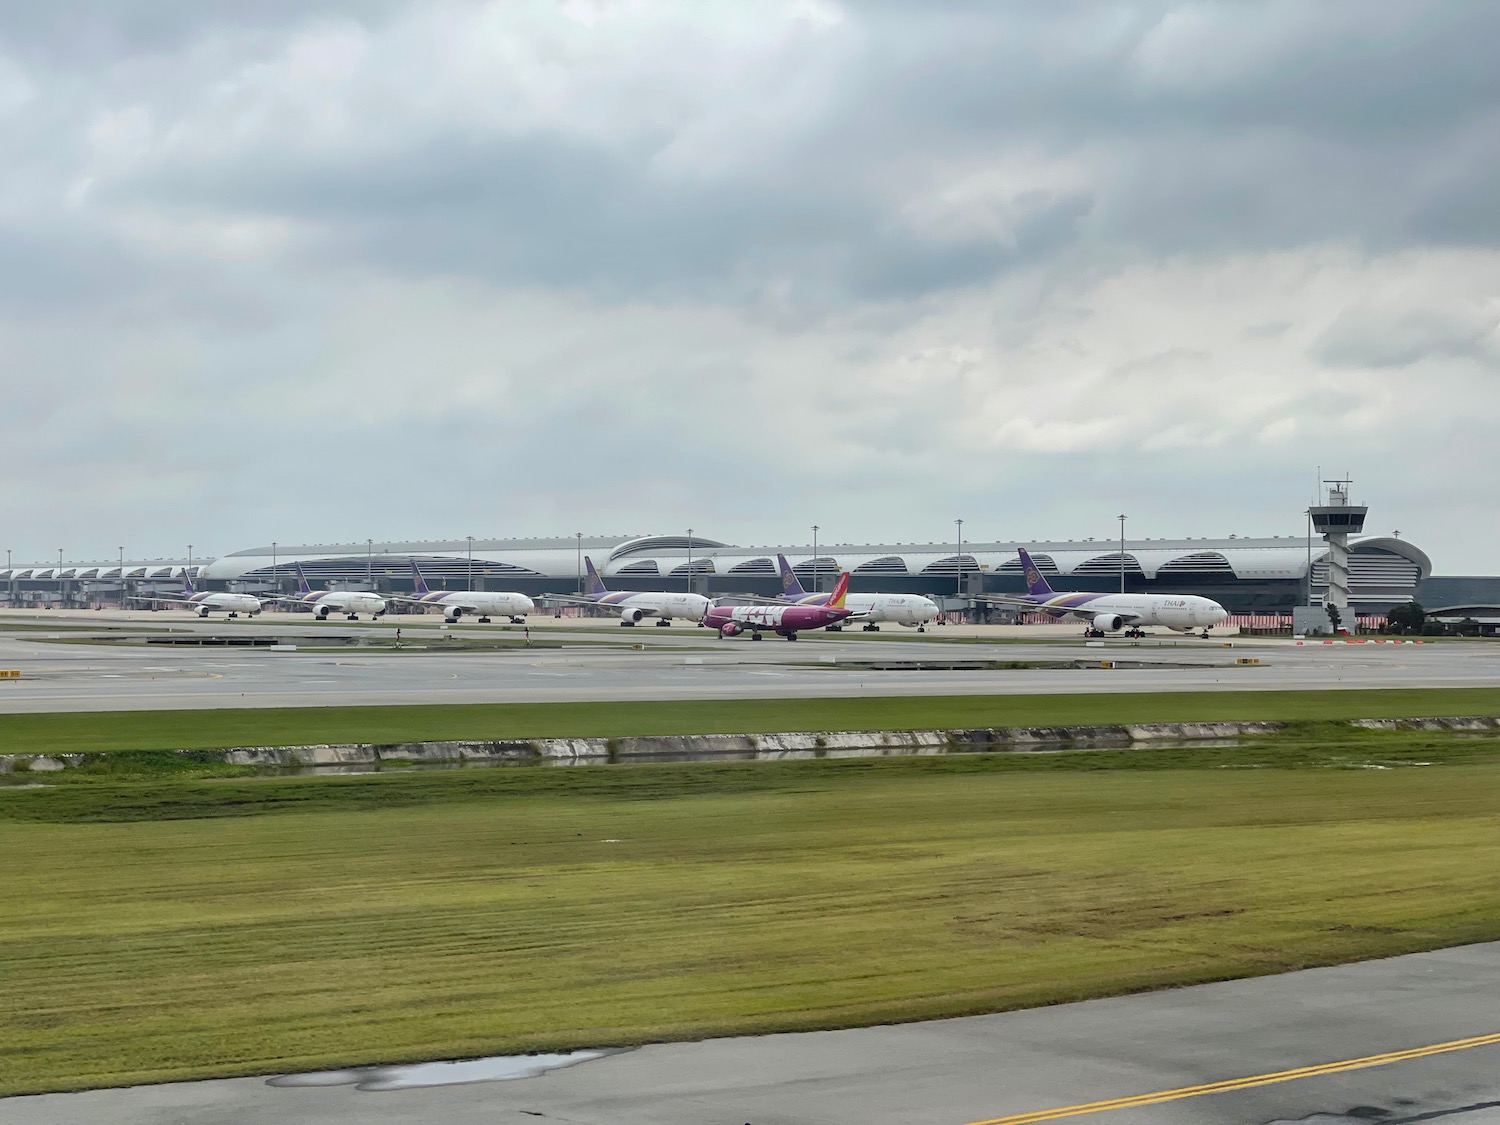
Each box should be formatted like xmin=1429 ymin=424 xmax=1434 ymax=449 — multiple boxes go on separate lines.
xmin=984 ymin=548 xmax=1228 ymax=638
xmin=705 ymin=571 xmax=854 ymax=640
xmin=549 ymin=557 xmax=710 ymax=626
xmin=774 ymin=554 xmax=938 ymax=632
xmin=129 ymin=570 xmax=264 ymax=619
xmin=386 ymin=560 xmax=534 ymax=624
xmin=266 ymin=562 xmax=388 ymax=620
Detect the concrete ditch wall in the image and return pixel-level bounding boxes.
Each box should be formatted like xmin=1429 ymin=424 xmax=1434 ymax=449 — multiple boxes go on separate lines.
xmin=3 ymin=716 xmax=1493 ymax=774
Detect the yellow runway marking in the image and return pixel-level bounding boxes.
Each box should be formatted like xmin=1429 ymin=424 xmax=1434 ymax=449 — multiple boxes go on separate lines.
xmin=966 ymin=1029 xmax=1500 ymax=1124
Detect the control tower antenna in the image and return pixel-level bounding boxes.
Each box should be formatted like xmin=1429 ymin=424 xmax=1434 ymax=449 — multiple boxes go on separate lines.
xmin=1308 ymin=475 xmax=1367 ymax=613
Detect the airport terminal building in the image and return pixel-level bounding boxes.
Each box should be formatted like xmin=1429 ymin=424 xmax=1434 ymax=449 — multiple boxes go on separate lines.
xmin=159 ymin=532 xmax=1438 ymax=617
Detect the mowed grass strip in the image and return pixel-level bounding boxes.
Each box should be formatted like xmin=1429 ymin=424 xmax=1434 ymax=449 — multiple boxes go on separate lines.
xmin=2 ymin=757 xmax=1499 ymax=1094
xmin=4 ymin=687 xmax=1500 ymax=754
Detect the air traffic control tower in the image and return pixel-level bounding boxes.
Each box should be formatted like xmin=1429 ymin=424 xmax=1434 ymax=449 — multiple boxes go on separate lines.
xmin=1310 ymin=477 xmax=1368 ymax=611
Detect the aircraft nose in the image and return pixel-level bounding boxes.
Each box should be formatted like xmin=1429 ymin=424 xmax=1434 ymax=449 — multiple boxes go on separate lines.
xmin=1210 ymin=602 xmax=1229 ymax=623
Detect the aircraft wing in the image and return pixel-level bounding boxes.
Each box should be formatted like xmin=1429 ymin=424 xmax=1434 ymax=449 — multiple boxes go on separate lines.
xmin=973 ymin=594 xmax=1141 ymax=623
xmin=540 ymin=593 xmax=598 ymax=606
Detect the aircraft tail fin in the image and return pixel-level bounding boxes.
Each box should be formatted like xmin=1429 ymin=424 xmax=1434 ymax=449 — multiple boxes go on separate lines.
xmin=777 ymin=554 xmax=810 ymax=600
xmin=828 ymin=571 xmax=851 ymax=610
xmin=1017 ymin=548 xmax=1054 ymax=597
xmin=182 ymin=568 xmax=196 ymax=597
xmin=292 ymin=561 xmax=312 ymax=596
xmin=583 ymin=556 xmax=609 ymax=598
xmin=410 ymin=559 xmax=431 ymax=596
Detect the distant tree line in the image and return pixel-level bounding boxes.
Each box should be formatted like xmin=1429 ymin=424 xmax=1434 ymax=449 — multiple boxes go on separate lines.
xmin=1378 ymin=602 xmax=1482 ymax=636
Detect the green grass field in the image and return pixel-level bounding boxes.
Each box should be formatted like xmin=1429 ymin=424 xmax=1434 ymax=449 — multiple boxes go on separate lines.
xmin=4 ymin=686 xmax=1500 ymax=755
xmin=2 ymin=739 xmax=1500 ymax=1095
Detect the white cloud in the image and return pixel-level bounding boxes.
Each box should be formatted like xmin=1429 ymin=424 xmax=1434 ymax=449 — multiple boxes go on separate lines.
xmin=1 ymin=1 xmax=1499 ymax=571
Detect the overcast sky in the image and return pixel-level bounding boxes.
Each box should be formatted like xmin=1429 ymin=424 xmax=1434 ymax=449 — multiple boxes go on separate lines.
xmin=1 ymin=1 xmax=1497 ymax=569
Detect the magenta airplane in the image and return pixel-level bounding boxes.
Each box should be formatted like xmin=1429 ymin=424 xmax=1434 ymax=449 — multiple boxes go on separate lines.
xmin=705 ymin=571 xmax=854 ymax=640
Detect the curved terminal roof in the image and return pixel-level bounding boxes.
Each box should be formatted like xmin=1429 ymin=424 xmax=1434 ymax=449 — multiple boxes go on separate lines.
xmin=190 ymin=533 xmax=1433 ymax=584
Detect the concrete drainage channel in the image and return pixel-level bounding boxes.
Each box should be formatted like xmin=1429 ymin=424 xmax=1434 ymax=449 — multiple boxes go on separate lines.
xmin=4 ymin=716 xmax=1498 ymax=775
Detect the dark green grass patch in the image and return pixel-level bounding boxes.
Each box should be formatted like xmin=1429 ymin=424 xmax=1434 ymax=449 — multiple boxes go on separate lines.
xmin=3 ymin=687 xmax=1500 ymax=755
xmin=5 ymin=726 xmax=1500 ymax=824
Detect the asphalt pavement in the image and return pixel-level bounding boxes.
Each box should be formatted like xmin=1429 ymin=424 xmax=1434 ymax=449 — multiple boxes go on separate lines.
xmin=5 ymin=941 xmax=1498 ymax=1124
xmin=0 ymin=612 xmax=1496 ymax=712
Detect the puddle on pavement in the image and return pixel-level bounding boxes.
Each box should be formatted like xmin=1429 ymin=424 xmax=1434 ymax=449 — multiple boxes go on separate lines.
xmin=268 ymin=1049 xmax=612 ymax=1091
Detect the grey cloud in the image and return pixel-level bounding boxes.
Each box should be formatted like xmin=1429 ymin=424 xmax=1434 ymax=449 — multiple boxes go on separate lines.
xmin=0 ymin=2 xmax=407 ymax=63
xmin=53 ymin=0 xmax=1495 ymax=305
xmin=1312 ymin=307 xmax=1499 ymax=370
xmin=2 ymin=2 xmax=1500 ymax=568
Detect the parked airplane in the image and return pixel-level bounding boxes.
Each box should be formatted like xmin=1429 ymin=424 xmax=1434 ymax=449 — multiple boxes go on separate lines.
xmin=386 ymin=561 xmax=534 ymax=624
xmin=130 ymin=572 xmax=263 ymax=619
xmin=272 ymin=562 xmax=388 ymax=620
xmin=985 ymin=548 xmax=1229 ymax=638
xmin=551 ymin=557 xmax=711 ymax=625
xmin=706 ymin=571 xmax=854 ymax=640
xmin=774 ymin=554 xmax=939 ymax=632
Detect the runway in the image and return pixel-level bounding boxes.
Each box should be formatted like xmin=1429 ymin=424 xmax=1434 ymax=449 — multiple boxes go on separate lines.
xmin=6 ymin=940 xmax=1498 ymax=1124
xmin=1 ymin=612 xmax=1497 ymax=712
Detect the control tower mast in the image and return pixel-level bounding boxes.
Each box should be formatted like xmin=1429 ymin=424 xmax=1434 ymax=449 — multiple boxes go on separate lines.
xmin=1309 ymin=477 xmax=1367 ymax=612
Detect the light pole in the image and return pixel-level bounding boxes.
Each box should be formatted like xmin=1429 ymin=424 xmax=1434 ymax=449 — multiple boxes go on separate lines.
xmin=118 ymin=546 xmax=125 ymax=608
xmin=1305 ymin=508 xmax=1313 ymax=607
xmin=271 ymin=541 xmax=278 ymax=598
xmin=466 ymin=535 xmax=474 ymax=592
xmin=954 ymin=519 xmax=964 ymax=600
xmin=575 ymin=532 xmax=583 ymax=597
xmin=367 ymin=538 xmax=374 ymax=589
xmin=58 ymin=548 xmax=64 ymax=607
xmin=187 ymin=545 xmax=193 ymax=580
xmin=812 ymin=525 xmax=820 ymax=593
xmin=1117 ymin=514 xmax=1127 ymax=593
xmin=686 ymin=528 xmax=694 ymax=594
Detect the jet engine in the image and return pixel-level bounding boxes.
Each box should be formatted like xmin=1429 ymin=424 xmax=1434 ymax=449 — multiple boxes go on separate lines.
xmin=198 ymin=607 xmax=211 ymax=618
xmin=621 ymin=607 xmax=646 ymax=624
xmin=446 ymin=608 xmax=464 ymax=622
xmin=719 ymin=621 xmax=744 ymax=637
xmin=315 ymin=606 xmax=332 ymax=620
xmin=1091 ymin=613 xmax=1124 ymax=632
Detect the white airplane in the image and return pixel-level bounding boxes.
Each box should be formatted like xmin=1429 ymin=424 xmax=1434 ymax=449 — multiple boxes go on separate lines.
xmin=775 ymin=555 xmax=939 ymax=632
xmin=985 ymin=548 xmax=1229 ymax=638
xmin=131 ymin=572 xmax=264 ymax=619
xmin=388 ymin=561 xmax=534 ymax=624
xmin=271 ymin=562 xmax=388 ymax=620
xmin=550 ymin=557 xmax=711 ymax=625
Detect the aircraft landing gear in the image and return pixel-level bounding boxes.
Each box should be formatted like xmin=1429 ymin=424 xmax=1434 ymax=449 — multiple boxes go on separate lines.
xmin=347 ymin=614 xmax=359 ymax=621
xmin=784 ymin=632 xmax=797 ymax=641
xmin=751 ymin=631 xmax=763 ymax=641
xmin=1200 ymin=630 xmax=1211 ymax=639
xmin=917 ymin=626 xmax=926 ymax=633
xmin=825 ymin=624 xmax=842 ymax=632
xmin=478 ymin=616 xmax=491 ymax=624
xmin=862 ymin=623 xmax=880 ymax=632
xmin=655 ymin=619 xmax=671 ymax=626
xmin=510 ymin=616 xmax=525 ymax=624
xmin=228 ymin=612 xmax=238 ymax=619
